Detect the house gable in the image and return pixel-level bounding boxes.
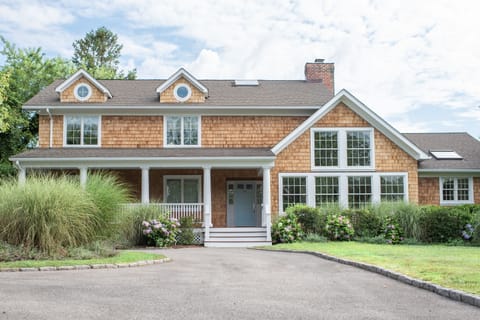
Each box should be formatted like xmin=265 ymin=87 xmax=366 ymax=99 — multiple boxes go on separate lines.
xmin=156 ymin=68 xmax=208 ymax=104
xmin=272 ymin=89 xmax=429 ymax=161
xmin=55 ymin=69 xmax=112 ymax=103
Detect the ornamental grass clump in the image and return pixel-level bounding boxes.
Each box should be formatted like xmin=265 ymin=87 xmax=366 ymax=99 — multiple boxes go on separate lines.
xmin=325 ymin=214 xmax=354 ymax=241
xmin=271 ymin=211 xmax=303 ymax=243
xmin=383 ymin=216 xmax=403 ymax=244
xmin=0 ymin=175 xmax=98 ymax=255
xmin=142 ymin=217 xmax=181 ymax=247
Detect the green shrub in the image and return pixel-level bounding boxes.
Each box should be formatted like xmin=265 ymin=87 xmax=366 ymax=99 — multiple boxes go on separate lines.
xmin=85 ymin=172 xmax=132 ymax=238
xmin=419 ymin=206 xmax=473 ymax=243
xmin=286 ymin=204 xmax=324 ymax=234
xmin=471 ymin=210 xmax=480 ymax=245
xmin=325 ymin=214 xmax=354 ymax=241
xmin=355 ymin=235 xmax=388 ymax=244
xmin=344 ymin=209 xmax=382 ymax=238
xmin=0 ymin=175 xmax=98 ymax=254
xmin=142 ymin=217 xmax=180 ymax=247
xmin=271 ymin=212 xmax=303 ymax=243
xmin=177 ymin=217 xmax=196 ymax=245
xmin=303 ymin=233 xmax=327 ymax=243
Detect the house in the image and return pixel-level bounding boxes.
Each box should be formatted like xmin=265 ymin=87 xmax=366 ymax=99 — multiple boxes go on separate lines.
xmin=9 ymin=59 xmax=480 ymax=246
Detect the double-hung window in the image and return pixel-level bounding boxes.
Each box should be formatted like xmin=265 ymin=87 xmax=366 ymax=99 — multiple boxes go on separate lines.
xmin=64 ymin=116 xmax=100 ymax=146
xmin=165 ymin=116 xmax=200 ymax=146
xmin=164 ymin=176 xmax=201 ymax=203
xmin=281 ymin=176 xmax=307 ymax=211
xmin=381 ymin=175 xmax=405 ymax=201
xmin=440 ymin=177 xmax=473 ymax=204
xmin=312 ymin=128 xmax=374 ymax=170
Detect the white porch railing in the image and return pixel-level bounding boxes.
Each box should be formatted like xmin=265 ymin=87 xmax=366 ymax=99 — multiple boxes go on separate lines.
xmin=120 ymin=203 xmax=204 ymax=223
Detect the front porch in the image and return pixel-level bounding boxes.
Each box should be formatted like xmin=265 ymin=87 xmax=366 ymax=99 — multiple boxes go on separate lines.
xmin=11 ymin=148 xmax=275 ymax=247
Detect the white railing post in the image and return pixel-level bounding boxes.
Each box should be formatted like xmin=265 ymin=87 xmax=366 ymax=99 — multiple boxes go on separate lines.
xmin=262 ymin=166 xmax=272 ymax=241
xmin=18 ymin=167 xmax=26 ymax=185
xmin=203 ymin=165 xmax=212 ymax=241
xmin=79 ymin=167 xmax=88 ymax=189
xmin=141 ymin=166 xmax=150 ymax=204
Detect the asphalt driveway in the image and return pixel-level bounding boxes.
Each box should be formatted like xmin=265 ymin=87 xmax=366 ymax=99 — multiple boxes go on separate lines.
xmin=0 ymin=247 xmax=478 ymax=319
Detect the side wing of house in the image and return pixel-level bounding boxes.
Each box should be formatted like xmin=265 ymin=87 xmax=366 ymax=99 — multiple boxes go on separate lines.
xmin=271 ymin=89 xmax=429 ymax=213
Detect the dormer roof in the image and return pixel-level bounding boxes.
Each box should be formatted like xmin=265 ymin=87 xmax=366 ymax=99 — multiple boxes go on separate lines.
xmin=156 ymin=68 xmax=208 ymax=95
xmin=55 ymin=69 xmax=112 ymax=99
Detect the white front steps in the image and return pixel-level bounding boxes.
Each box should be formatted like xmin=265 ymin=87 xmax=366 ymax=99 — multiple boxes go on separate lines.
xmin=204 ymin=227 xmax=272 ymax=247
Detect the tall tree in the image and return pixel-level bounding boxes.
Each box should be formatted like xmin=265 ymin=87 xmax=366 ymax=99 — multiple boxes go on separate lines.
xmin=72 ymin=26 xmax=136 ymax=79
xmin=0 ymin=37 xmax=74 ymax=177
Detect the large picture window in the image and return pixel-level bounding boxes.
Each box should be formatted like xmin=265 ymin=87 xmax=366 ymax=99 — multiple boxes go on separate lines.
xmin=381 ymin=176 xmax=405 ymax=201
xmin=165 ymin=116 xmax=199 ymax=146
xmin=164 ymin=176 xmax=201 ymax=203
xmin=440 ymin=177 xmax=472 ymax=204
xmin=311 ymin=128 xmax=373 ymax=170
xmin=281 ymin=176 xmax=307 ymax=211
xmin=315 ymin=176 xmax=339 ymax=205
xmin=64 ymin=116 xmax=100 ymax=146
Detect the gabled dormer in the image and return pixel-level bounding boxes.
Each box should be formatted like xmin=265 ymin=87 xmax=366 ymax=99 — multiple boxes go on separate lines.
xmin=55 ymin=69 xmax=112 ymax=103
xmin=156 ymin=68 xmax=208 ymax=103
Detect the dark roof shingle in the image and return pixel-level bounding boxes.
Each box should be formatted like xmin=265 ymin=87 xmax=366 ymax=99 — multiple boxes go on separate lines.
xmin=25 ymin=79 xmax=332 ymax=107
xmin=403 ymin=132 xmax=480 ymax=170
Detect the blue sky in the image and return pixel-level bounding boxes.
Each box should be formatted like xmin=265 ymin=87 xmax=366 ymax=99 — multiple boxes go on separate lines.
xmin=1 ymin=0 xmax=479 ymax=138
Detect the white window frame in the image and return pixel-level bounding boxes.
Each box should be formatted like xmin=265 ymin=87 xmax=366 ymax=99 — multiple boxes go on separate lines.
xmin=439 ymin=177 xmax=474 ymax=205
xmin=278 ymin=172 xmax=408 ymax=213
xmin=163 ymin=175 xmax=202 ymax=203
xmin=163 ymin=115 xmax=201 ymax=147
xmin=73 ymin=83 xmax=92 ymax=101
xmin=310 ymin=127 xmax=375 ymax=171
xmin=63 ymin=115 xmax=101 ymax=147
xmin=173 ymin=83 xmax=192 ymax=102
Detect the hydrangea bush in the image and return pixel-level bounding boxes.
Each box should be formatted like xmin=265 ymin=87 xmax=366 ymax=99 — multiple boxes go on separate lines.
xmin=142 ymin=217 xmax=181 ymax=247
xmin=271 ymin=211 xmax=303 ymax=243
xmin=384 ymin=216 xmax=403 ymax=244
xmin=325 ymin=214 xmax=354 ymax=241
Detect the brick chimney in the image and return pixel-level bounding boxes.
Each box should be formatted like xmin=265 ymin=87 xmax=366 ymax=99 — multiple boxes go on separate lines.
xmin=304 ymin=59 xmax=335 ymax=95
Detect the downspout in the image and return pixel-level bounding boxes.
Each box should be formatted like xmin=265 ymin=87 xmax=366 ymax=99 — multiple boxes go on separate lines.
xmin=46 ymin=108 xmax=53 ymax=148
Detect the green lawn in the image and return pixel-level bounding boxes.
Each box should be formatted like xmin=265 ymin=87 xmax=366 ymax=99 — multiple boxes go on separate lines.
xmin=0 ymin=251 xmax=166 ymax=269
xmin=269 ymin=242 xmax=480 ymax=295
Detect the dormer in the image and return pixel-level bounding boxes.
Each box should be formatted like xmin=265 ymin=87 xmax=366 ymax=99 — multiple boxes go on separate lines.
xmin=55 ymin=69 xmax=112 ymax=103
xmin=156 ymin=68 xmax=208 ymax=103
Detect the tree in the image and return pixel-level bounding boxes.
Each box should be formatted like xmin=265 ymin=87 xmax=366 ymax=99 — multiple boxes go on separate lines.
xmin=0 ymin=37 xmax=74 ymax=177
xmin=72 ymin=26 xmax=136 ymax=79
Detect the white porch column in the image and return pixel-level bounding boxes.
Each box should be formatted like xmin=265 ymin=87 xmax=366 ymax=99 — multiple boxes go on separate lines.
xmin=18 ymin=167 xmax=26 ymax=185
xmin=262 ymin=166 xmax=272 ymax=241
xmin=79 ymin=167 xmax=88 ymax=188
xmin=203 ymin=165 xmax=212 ymax=241
xmin=141 ymin=166 xmax=150 ymax=204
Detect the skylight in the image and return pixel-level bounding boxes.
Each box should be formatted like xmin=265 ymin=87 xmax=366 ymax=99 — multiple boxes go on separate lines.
xmin=430 ymin=150 xmax=463 ymax=160
xmin=234 ymin=80 xmax=259 ymax=86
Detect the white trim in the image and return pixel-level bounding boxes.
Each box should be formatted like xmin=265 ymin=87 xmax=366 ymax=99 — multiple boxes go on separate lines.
xmin=310 ymin=127 xmax=375 ymax=171
xmin=73 ymin=83 xmax=92 ymax=102
xmin=63 ymin=115 xmax=102 ymax=147
xmin=163 ymin=115 xmax=201 ymax=147
xmin=25 ymin=105 xmax=320 ymax=111
xmin=55 ymin=69 xmax=112 ymax=98
xmin=156 ymin=68 xmax=208 ymax=95
xmin=439 ymin=176 xmax=474 ymax=205
xmin=163 ymin=175 xmax=202 ymax=203
xmin=419 ymin=169 xmax=480 ymax=174
xmin=272 ymin=89 xmax=429 ymax=160
xmin=173 ymin=83 xmax=192 ymax=102
xmin=278 ymin=172 xmax=409 ymax=212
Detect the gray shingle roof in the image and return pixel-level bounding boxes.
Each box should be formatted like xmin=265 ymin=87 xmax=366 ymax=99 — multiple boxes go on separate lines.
xmin=25 ymin=79 xmax=332 ymax=107
xmin=403 ymin=133 xmax=480 ymax=170
xmin=10 ymin=148 xmax=275 ymax=160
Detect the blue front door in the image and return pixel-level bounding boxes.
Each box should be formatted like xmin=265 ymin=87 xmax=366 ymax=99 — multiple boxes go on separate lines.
xmin=227 ymin=181 xmax=260 ymax=227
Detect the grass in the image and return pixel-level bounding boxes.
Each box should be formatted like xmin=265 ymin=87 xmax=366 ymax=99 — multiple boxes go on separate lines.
xmin=0 ymin=251 xmax=165 ymax=268
xmin=269 ymin=242 xmax=480 ymax=295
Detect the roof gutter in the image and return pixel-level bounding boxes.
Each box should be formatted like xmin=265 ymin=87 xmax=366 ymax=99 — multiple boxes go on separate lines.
xmin=46 ymin=108 xmax=53 ymax=148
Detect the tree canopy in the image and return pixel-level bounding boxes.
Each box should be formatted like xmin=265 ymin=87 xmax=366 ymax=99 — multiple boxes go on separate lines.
xmin=0 ymin=37 xmax=74 ymax=176
xmin=72 ymin=26 xmax=136 ymax=79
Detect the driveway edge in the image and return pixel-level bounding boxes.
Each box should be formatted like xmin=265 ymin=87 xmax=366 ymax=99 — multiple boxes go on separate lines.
xmin=0 ymin=257 xmax=171 ymax=272
xmin=256 ymin=248 xmax=480 ymax=308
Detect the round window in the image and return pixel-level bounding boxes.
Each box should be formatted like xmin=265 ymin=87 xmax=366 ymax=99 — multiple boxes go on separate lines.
xmin=74 ymin=83 xmax=92 ymax=101
xmin=173 ymin=84 xmax=192 ymax=102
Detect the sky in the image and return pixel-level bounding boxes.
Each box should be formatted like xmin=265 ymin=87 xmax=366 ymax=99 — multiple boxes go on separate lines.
xmin=0 ymin=0 xmax=479 ymax=138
